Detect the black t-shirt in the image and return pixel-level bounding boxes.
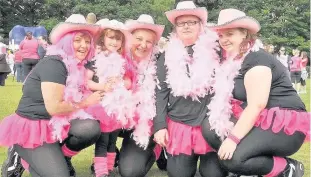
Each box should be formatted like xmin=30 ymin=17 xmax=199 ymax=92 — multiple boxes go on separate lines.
xmin=16 ymin=56 xmax=68 ymax=119
xmin=85 ymin=59 xmax=99 ymax=83
xmin=233 ymin=49 xmax=306 ymax=111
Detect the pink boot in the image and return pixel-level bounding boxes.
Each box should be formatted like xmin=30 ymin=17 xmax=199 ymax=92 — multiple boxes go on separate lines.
xmin=107 ymin=152 xmax=116 ymax=173
xmin=94 ymin=157 xmax=109 ymax=177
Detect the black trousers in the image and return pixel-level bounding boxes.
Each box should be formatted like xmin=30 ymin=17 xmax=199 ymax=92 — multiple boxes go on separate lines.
xmin=167 ymin=152 xmax=227 ymax=177
xmin=201 ymin=118 xmax=305 ymax=175
xmin=15 ymin=119 xmax=101 ymax=177
xmin=23 ymin=58 xmax=39 ymax=79
xmin=95 ymin=130 xmax=120 ymax=157
xmin=118 ymin=130 xmax=156 ymax=177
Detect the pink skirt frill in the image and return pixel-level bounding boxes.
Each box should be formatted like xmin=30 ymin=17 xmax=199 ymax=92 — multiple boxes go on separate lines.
xmin=85 ymin=104 xmax=129 ymax=132
xmin=232 ymin=99 xmax=310 ymax=141
xmin=166 ymin=118 xmax=214 ymax=156
xmin=0 ymin=114 xmax=70 ymax=149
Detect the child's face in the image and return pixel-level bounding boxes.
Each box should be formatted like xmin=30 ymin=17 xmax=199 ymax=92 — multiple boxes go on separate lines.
xmin=95 ymin=45 xmax=102 ymax=54
xmin=104 ymin=30 xmax=123 ymax=53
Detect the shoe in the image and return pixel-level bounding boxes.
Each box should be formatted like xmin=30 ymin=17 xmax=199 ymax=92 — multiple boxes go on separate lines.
xmin=278 ymin=158 xmax=304 ymax=177
xmin=65 ymin=156 xmax=76 ymax=177
xmin=156 ymin=148 xmax=167 ymax=171
xmin=1 ymin=147 xmax=24 ymax=177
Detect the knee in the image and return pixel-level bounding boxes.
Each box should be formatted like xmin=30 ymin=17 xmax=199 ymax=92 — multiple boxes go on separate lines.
xmin=167 ymin=167 xmax=196 ymax=177
xmin=71 ymin=119 xmax=101 ymax=140
xmin=118 ymin=163 xmax=145 ymax=177
xmin=199 ymin=166 xmax=227 ymax=177
xmin=219 ymin=156 xmax=243 ymax=173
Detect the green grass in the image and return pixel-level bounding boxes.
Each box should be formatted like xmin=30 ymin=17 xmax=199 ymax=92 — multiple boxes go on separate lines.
xmin=0 ymin=77 xmax=310 ymax=177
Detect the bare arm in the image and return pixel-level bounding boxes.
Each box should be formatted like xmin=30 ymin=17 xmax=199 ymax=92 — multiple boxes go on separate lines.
xmin=231 ymin=66 xmax=272 ymax=139
xmin=42 ymin=82 xmax=103 ymax=116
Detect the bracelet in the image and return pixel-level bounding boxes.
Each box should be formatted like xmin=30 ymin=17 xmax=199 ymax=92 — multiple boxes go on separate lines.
xmin=227 ymin=133 xmax=241 ymax=145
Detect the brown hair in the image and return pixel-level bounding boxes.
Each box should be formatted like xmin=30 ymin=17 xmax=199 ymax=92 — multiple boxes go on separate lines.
xmin=236 ymin=28 xmax=257 ymax=59
xmin=97 ymin=29 xmax=125 ymax=54
xmin=301 ymin=51 xmax=308 ymax=59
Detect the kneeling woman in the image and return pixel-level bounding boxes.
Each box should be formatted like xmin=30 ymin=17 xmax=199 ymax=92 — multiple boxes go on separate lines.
xmin=0 ymin=14 xmax=102 ymax=177
xmin=202 ymin=9 xmax=309 ymax=177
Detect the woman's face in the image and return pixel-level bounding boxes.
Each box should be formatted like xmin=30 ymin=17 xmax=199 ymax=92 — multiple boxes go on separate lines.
xmin=131 ymin=29 xmax=156 ymax=61
xmin=279 ymin=47 xmax=285 ymax=55
xmin=103 ymin=30 xmax=123 ymax=53
xmin=218 ymin=28 xmax=247 ymax=54
xmin=73 ymin=32 xmax=91 ymax=61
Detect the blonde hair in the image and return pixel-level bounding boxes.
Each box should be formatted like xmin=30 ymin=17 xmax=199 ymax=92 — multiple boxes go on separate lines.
xmin=97 ymin=29 xmax=125 ymax=54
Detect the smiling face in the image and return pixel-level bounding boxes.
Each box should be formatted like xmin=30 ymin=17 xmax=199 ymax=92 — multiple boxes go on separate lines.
xmin=218 ymin=28 xmax=248 ymax=55
xmin=73 ymin=32 xmax=91 ymax=61
xmin=131 ymin=29 xmax=156 ymax=61
xmin=175 ymin=15 xmax=201 ymax=46
xmin=102 ymin=29 xmax=124 ymax=53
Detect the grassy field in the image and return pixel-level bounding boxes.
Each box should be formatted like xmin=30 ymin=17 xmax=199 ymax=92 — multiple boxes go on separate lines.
xmin=0 ymin=77 xmax=309 ymax=177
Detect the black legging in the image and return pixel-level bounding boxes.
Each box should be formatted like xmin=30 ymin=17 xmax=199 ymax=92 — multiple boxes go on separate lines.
xmin=167 ymin=152 xmax=227 ymax=177
xmin=0 ymin=72 xmax=7 ymax=86
xmin=14 ymin=119 xmax=101 ymax=177
xmin=23 ymin=58 xmax=39 ymax=78
xmin=201 ymin=118 xmax=305 ymax=175
xmin=95 ymin=130 xmax=120 ymax=157
xmin=118 ymin=130 xmax=156 ymax=177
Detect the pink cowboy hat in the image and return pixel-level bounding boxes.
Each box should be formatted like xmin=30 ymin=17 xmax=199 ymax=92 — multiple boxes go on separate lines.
xmin=49 ymin=14 xmax=100 ymax=44
xmin=209 ymin=9 xmax=261 ymax=34
xmin=165 ymin=1 xmax=208 ymax=25
xmin=125 ymin=14 xmax=165 ymax=41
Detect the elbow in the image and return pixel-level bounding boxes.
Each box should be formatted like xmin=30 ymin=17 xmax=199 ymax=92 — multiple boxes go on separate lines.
xmin=247 ymin=102 xmax=267 ymax=112
xmin=45 ymin=104 xmax=59 ymax=116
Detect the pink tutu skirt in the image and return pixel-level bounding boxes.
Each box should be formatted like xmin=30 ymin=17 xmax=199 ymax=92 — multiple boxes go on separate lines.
xmin=85 ymin=104 xmax=124 ymax=132
xmin=166 ymin=118 xmax=214 ymax=156
xmin=232 ymin=99 xmax=310 ymax=141
xmin=0 ymin=114 xmax=70 ymax=149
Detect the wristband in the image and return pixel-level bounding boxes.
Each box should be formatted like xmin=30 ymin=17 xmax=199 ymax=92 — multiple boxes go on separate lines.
xmin=227 ymin=133 xmax=241 ymax=144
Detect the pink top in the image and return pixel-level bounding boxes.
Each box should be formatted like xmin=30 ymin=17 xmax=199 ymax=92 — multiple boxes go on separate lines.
xmin=19 ymin=39 xmax=40 ymax=59
xmin=14 ymin=50 xmax=23 ymax=63
xmin=290 ymin=56 xmax=302 ymax=72
xmin=301 ymin=58 xmax=308 ymax=68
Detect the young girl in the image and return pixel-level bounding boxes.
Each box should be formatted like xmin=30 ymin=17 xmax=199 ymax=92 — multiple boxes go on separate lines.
xmin=85 ymin=19 xmax=135 ymax=177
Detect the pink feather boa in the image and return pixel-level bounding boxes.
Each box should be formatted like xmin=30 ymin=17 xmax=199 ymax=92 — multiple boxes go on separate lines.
xmin=207 ymin=40 xmax=262 ymax=140
xmin=131 ymin=56 xmax=158 ymax=149
xmin=46 ymin=48 xmax=95 ymax=142
xmin=95 ymin=52 xmax=137 ymax=127
xmin=165 ymin=31 xmax=219 ymax=101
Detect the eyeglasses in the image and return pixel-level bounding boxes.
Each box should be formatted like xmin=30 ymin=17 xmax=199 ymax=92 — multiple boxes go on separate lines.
xmin=175 ymin=21 xmax=200 ymax=27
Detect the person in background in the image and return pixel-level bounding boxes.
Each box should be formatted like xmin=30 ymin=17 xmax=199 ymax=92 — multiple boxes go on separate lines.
xmin=14 ymin=49 xmax=24 ymax=82
xmin=0 ymin=48 xmax=11 ymax=86
xmin=299 ymin=51 xmax=309 ymax=94
xmin=289 ymin=48 xmax=303 ymax=93
xmin=20 ymin=32 xmax=40 ymax=77
xmin=38 ymin=35 xmax=49 ymax=59
xmin=276 ymin=46 xmax=291 ymax=78
xmin=95 ymin=42 xmax=103 ymax=55
xmin=6 ymin=50 xmax=15 ymax=75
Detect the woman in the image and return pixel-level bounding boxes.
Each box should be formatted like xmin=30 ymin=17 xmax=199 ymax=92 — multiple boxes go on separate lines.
xmin=299 ymin=51 xmax=308 ymax=94
xmin=0 ymin=14 xmax=104 ymax=177
xmin=290 ymin=48 xmax=303 ymax=92
xmin=202 ymin=8 xmax=309 ymax=177
xmin=14 ymin=49 xmax=24 ymax=82
xmin=85 ymin=19 xmax=135 ymax=177
xmin=154 ymin=1 xmax=224 ymax=177
xmin=116 ymin=14 xmax=165 ymax=177
xmin=19 ymin=32 xmax=40 ymax=77
xmin=0 ymin=50 xmax=11 ymax=86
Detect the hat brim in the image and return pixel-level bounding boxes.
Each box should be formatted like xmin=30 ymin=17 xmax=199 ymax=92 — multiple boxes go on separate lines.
xmin=209 ymin=17 xmax=261 ymax=34
xmin=50 ymin=22 xmax=100 ymax=44
xmin=127 ymin=22 xmax=165 ymax=41
xmin=165 ymin=7 xmax=208 ymax=25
